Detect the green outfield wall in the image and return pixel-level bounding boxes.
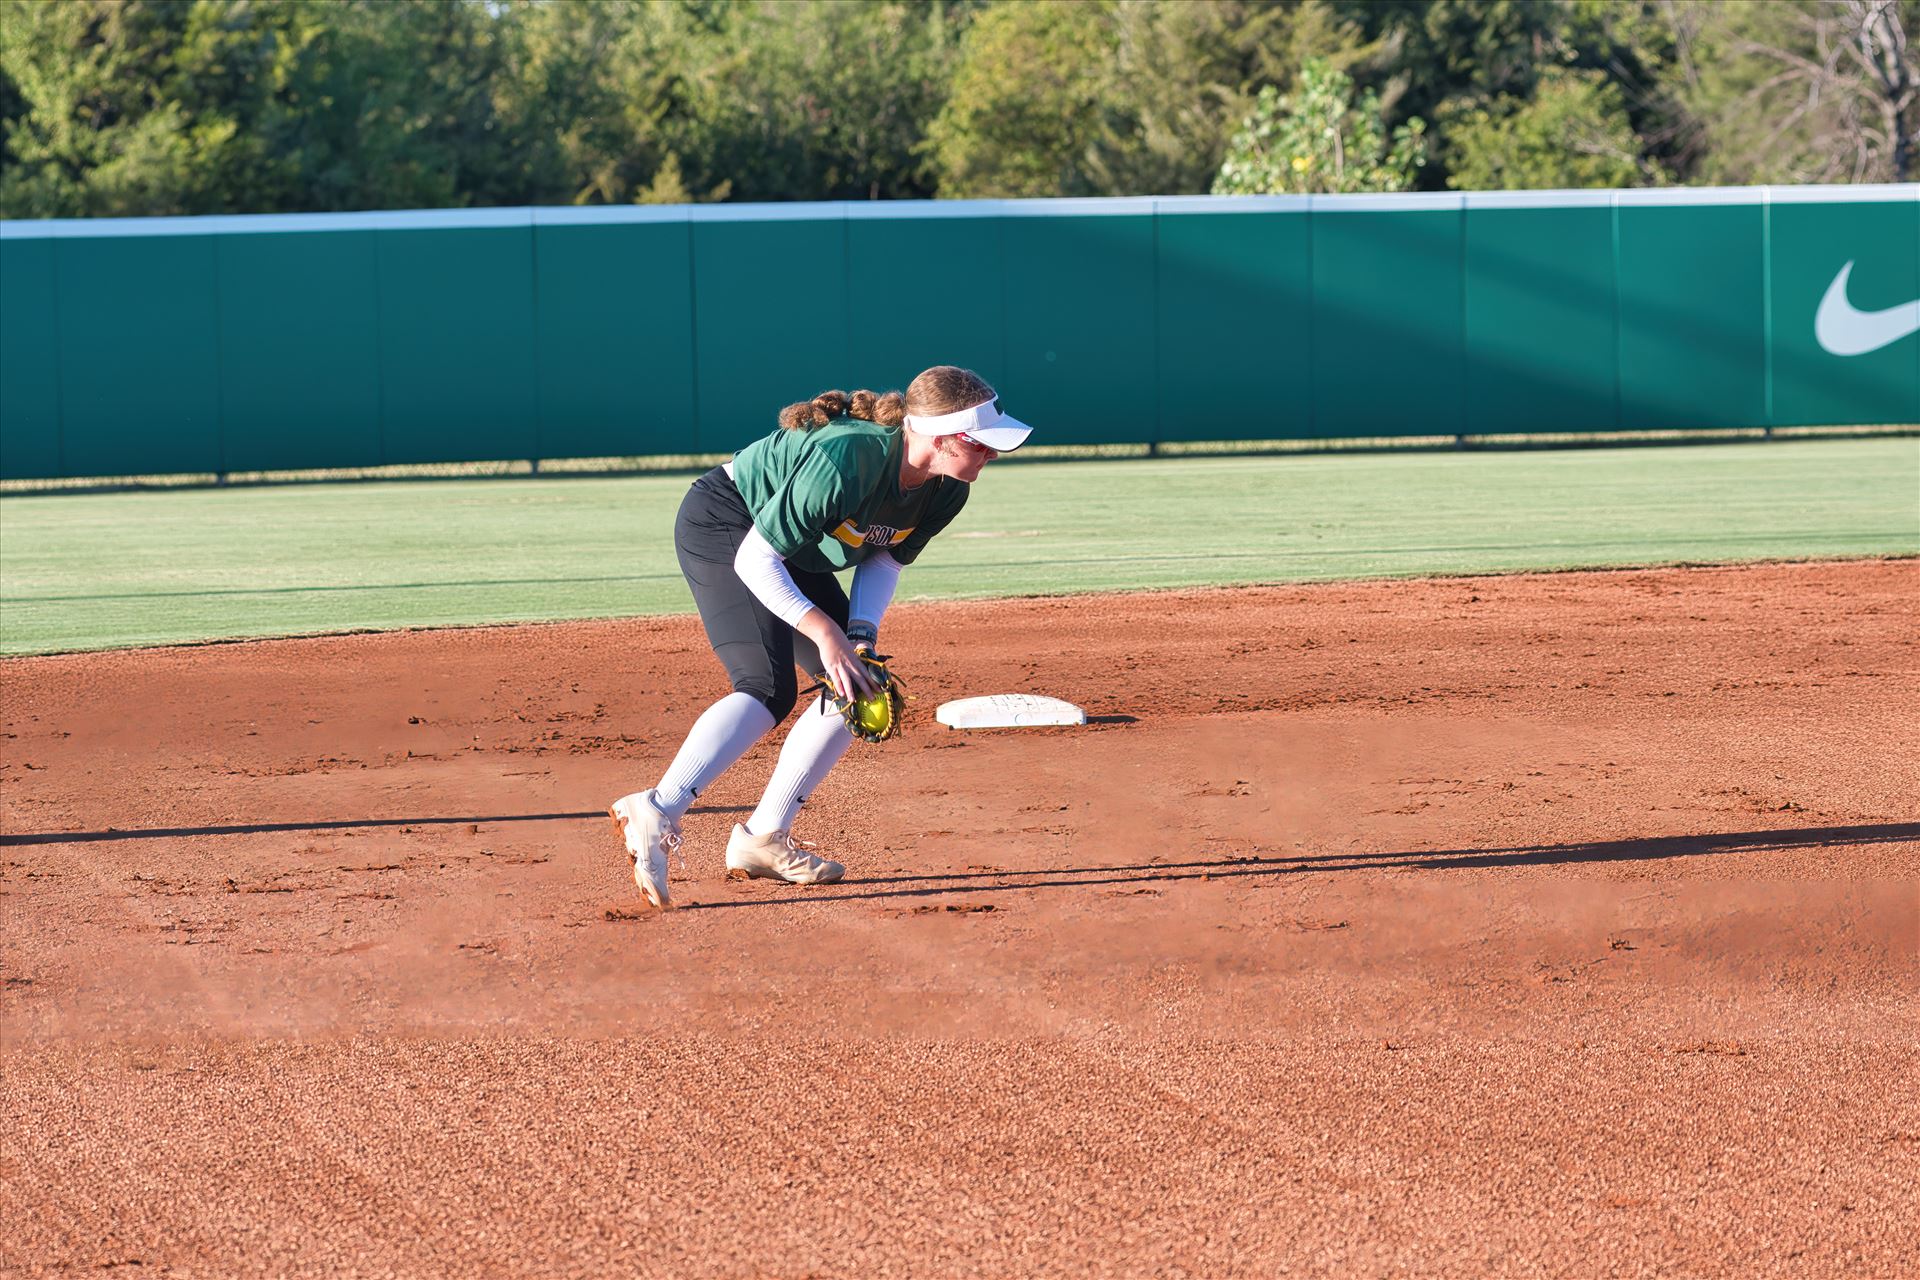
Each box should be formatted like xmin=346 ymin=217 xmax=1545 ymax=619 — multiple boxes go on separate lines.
xmin=0 ymin=187 xmax=1914 ymax=480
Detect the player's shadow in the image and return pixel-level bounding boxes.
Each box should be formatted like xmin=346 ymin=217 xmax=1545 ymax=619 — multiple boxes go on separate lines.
xmin=0 ymin=805 xmax=753 ymax=846
xmin=676 ymin=820 xmax=1920 ymax=911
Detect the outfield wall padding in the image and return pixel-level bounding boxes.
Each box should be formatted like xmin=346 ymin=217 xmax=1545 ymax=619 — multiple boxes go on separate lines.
xmin=1 ymin=187 xmax=1913 ymax=480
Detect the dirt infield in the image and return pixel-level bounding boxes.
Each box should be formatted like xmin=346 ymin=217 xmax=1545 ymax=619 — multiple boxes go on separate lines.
xmin=3 ymin=558 xmax=1916 ymax=1278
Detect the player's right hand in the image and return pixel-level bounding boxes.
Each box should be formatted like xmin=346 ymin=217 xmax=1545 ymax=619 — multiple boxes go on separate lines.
xmin=819 ymin=632 xmax=879 ymax=700
xmin=797 ymin=609 xmax=878 ymax=700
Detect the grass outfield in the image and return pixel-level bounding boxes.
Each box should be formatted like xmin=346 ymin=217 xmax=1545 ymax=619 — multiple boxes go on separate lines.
xmin=1 ymin=437 xmax=1914 ymax=656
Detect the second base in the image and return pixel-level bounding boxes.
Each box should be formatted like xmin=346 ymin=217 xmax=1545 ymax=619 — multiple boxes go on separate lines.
xmin=934 ymin=694 xmax=1088 ymax=729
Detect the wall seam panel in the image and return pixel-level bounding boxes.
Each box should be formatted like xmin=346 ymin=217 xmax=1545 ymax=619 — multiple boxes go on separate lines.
xmin=372 ymin=231 xmax=389 ymax=466
xmin=841 ymin=211 xmax=853 ymax=389
xmin=210 ymin=235 xmax=229 ymax=472
xmin=1610 ymin=192 xmax=1623 ymax=432
xmin=50 ymin=235 xmax=68 ymax=478
xmin=1762 ymin=187 xmax=1775 ymax=427
xmin=685 ymin=217 xmax=703 ymax=447
xmin=529 ymin=220 xmax=544 ymax=463
xmin=1456 ymin=202 xmax=1468 ymax=435
xmin=1151 ymin=208 xmax=1163 ymax=446
xmin=1306 ymin=196 xmax=1318 ymax=437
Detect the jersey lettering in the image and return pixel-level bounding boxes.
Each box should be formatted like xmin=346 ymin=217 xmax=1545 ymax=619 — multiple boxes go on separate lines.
xmin=830 ymin=519 xmax=913 ymax=549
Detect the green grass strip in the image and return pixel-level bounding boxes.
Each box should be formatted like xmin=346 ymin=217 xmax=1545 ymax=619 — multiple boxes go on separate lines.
xmin=1 ymin=438 xmax=1914 ymax=656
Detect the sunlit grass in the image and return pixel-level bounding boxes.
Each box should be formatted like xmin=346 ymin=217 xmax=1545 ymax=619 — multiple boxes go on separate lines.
xmin=2 ymin=437 xmax=1914 ymax=655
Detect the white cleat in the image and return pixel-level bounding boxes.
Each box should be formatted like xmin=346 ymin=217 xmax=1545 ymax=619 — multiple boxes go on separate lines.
xmin=724 ymin=824 xmax=845 ymax=885
xmin=609 ymin=789 xmax=682 ymax=909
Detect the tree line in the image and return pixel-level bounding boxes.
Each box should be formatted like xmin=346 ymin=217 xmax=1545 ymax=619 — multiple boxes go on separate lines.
xmin=1 ymin=0 xmax=1914 ymax=220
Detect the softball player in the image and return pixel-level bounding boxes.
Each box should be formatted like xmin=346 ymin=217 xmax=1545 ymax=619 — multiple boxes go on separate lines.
xmin=609 ymin=365 xmax=1034 ymax=908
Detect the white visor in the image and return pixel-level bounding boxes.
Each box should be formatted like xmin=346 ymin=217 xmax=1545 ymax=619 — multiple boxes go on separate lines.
xmin=903 ymin=397 xmax=1033 ymax=452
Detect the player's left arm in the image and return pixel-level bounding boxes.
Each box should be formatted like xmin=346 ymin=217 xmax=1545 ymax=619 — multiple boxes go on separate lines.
xmin=846 ymin=552 xmax=903 ymax=651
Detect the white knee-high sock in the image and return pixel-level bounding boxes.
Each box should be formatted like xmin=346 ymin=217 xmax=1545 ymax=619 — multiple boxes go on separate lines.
xmin=747 ymin=699 xmax=853 ymax=835
xmin=653 ymin=691 xmax=777 ymax=819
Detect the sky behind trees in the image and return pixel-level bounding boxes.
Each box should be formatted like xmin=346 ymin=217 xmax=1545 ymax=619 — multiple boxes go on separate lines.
xmin=1 ymin=0 xmax=1914 ymax=219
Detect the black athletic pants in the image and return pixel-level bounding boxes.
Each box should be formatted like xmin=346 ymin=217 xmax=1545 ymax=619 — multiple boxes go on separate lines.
xmin=675 ymin=466 xmax=848 ymax=722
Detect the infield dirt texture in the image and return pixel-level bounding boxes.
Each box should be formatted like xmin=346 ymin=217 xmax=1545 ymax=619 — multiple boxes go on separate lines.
xmin=3 ymin=551 xmax=1916 ymax=1277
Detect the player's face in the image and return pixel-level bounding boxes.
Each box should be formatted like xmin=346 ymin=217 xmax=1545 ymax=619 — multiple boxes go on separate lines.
xmin=933 ymin=433 xmax=998 ymax=481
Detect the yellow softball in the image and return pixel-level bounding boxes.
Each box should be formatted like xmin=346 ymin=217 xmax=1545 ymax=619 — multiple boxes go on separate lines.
xmin=850 ymin=691 xmax=894 ymax=737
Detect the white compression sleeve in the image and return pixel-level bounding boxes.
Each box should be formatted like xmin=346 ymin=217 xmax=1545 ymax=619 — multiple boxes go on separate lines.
xmin=847 ymin=551 xmax=903 ymax=637
xmin=733 ymin=526 xmax=814 ymax=627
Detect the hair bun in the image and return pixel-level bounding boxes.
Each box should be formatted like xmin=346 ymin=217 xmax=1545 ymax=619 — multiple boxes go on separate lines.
xmin=779 ymin=387 xmax=905 ymax=431
xmin=812 ymin=390 xmax=850 ymax=423
xmin=870 ymin=391 xmax=906 ymax=428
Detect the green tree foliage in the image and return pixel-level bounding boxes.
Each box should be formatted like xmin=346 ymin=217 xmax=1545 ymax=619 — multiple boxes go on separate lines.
xmin=0 ymin=0 xmax=1907 ymax=218
xmin=921 ymin=0 xmax=1112 ymax=197
xmin=488 ymin=0 xmax=668 ymax=207
xmin=1212 ymin=58 xmax=1427 ymax=194
xmin=2 ymin=0 xmax=245 ymax=216
xmin=489 ymin=0 xmax=721 ymax=206
xmin=667 ymin=0 xmax=964 ymax=202
xmin=0 ymin=0 xmax=512 ymax=217
xmin=1329 ymin=0 xmax=1557 ymax=131
xmin=1075 ymin=0 xmax=1260 ymax=195
xmin=923 ymin=0 xmax=1370 ymax=199
xmin=1327 ymin=0 xmax=1681 ymax=188
xmin=1442 ymin=66 xmax=1655 ymax=190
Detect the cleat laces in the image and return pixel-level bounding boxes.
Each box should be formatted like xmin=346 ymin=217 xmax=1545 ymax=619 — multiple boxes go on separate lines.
xmin=781 ymin=833 xmax=823 ymax=868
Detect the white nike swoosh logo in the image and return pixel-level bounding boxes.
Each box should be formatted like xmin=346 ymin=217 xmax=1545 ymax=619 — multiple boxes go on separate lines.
xmin=1815 ymin=260 xmax=1920 ymax=356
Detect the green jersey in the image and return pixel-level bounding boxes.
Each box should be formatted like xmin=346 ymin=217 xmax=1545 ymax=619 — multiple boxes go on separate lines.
xmin=730 ymin=418 xmax=969 ymax=574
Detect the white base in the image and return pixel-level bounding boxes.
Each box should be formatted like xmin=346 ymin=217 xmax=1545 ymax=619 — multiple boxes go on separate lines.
xmin=935 ymin=694 xmax=1088 ymax=729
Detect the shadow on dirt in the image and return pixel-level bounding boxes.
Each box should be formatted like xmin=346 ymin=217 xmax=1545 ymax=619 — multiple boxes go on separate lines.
xmin=9 ymin=818 xmax=1913 ymax=907
xmin=676 ymin=821 xmax=1920 ymax=911
xmin=0 ymin=804 xmax=752 ymax=845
